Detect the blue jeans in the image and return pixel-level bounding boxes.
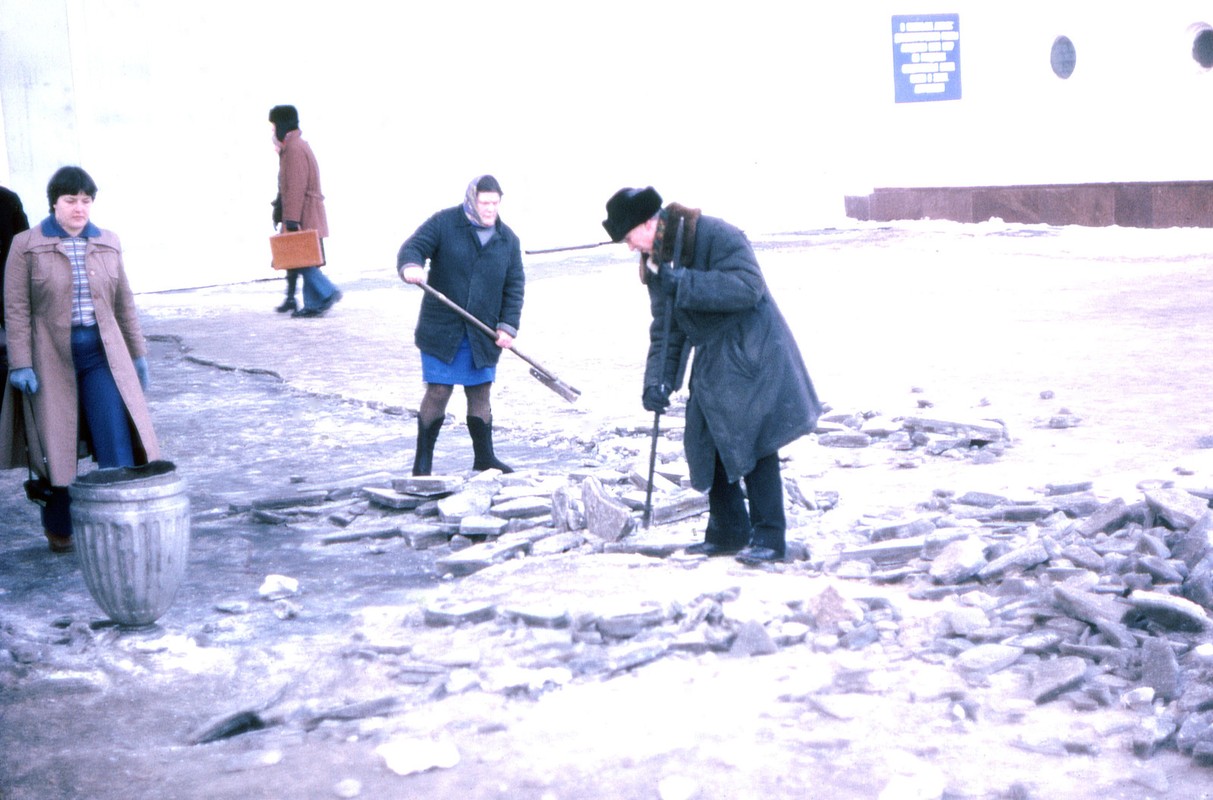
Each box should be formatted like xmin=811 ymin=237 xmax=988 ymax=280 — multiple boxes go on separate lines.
xmin=42 ymin=325 xmax=137 ymax=535
xmin=297 ymin=266 xmax=338 ymax=310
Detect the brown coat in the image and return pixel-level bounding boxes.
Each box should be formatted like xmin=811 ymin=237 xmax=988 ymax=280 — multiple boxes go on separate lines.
xmin=278 ymin=130 xmax=328 ymax=236
xmin=0 ymin=224 xmax=160 ymax=485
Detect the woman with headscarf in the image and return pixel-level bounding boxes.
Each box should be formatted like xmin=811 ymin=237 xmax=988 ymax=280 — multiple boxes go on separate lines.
xmin=396 ymin=175 xmax=525 ymax=475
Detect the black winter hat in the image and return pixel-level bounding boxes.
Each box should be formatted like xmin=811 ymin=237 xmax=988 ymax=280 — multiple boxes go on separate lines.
xmin=268 ymin=105 xmax=300 ymax=141
xmin=602 ymin=186 xmax=662 ymax=242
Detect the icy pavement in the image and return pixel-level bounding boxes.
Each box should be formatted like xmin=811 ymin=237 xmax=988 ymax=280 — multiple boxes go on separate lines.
xmin=4 ymin=221 xmax=1213 ymax=799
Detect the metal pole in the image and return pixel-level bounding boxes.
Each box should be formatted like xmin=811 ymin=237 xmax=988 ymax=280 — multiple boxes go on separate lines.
xmin=642 ymin=216 xmax=685 ymax=528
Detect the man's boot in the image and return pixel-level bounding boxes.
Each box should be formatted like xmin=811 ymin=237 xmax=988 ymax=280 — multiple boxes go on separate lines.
xmin=736 ymin=453 xmax=788 ymax=564
xmin=687 ymin=456 xmax=750 ymax=556
xmin=467 ymin=416 xmax=513 ymax=473
xmin=412 ymin=418 xmax=444 ymax=476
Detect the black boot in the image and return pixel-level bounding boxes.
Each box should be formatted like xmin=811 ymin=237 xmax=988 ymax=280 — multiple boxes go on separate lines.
xmin=467 ymin=416 xmax=513 ymax=473
xmin=736 ymin=453 xmax=788 ymax=564
xmin=412 ymin=418 xmax=444 ymax=476
xmin=276 ymin=270 xmax=299 ymax=312
xmin=687 ymin=455 xmax=750 ymax=556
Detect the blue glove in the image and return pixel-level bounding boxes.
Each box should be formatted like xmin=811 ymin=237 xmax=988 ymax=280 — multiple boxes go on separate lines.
xmin=9 ymin=368 xmax=38 ymax=395
xmin=656 ymin=262 xmax=683 ymax=297
xmin=642 ymin=384 xmax=670 ymax=413
xmin=133 ymin=356 xmax=150 ymax=390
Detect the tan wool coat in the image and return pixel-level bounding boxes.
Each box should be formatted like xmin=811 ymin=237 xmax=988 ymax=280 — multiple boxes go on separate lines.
xmin=278 ymin=130 xmax=328 ymax=236
xmin=0 ymin=224 xmax=160 ymax=486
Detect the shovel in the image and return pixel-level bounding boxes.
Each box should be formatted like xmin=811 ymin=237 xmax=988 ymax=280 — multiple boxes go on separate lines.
xmin=415 ymin=282 xmax=581 ymax=403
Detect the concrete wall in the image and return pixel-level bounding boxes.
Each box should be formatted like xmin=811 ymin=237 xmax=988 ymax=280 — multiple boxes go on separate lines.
xmin=2 ymin=2 xmax=1211 ymax=292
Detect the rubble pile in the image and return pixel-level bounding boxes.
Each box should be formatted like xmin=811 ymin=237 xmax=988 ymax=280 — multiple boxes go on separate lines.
xmin=816 ymin=409 xmax=1010 ymax=465
xmin=202 ymin=431 xmax=1213 ymax=774
xmin=840 ymin=481 xmax=1213 ymax=766
xmin=6 ymin=403 xmax=1213 ymax=791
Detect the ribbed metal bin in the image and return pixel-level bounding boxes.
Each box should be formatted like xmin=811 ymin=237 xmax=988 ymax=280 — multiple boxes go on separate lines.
xmin=69 ymin=462 xmax=190 ymax=627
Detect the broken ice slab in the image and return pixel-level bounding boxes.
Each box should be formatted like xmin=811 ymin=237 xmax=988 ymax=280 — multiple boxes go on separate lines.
xmin=362 ymin=486 xmax=428 ymax=510
xmin=902 ymin=415 xmax=1006 ymax=442
xmin=391 ymin=475 xmax=464 ymax=496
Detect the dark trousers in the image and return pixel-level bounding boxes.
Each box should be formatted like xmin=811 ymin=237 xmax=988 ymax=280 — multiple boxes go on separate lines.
xmin=706 ymin=451 xmax=786 ymax=553
xmin=42 ymin=325 xmax=136 ymax=535
xmin=283 ymin=268 xmax=300 ymax=298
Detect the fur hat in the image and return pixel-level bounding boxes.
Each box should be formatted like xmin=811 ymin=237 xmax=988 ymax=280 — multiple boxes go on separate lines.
xmin=268 ymin=105 xmax=300 ymax=141
xmin=602 ymin=186 xmax=662 ymax=242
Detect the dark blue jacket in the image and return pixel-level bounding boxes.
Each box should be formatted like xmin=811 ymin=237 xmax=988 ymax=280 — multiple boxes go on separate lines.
xmin=645 ymin=212 xmax=821 ymax=489
xmin=397 ymin=205 xmax=525 ymax=369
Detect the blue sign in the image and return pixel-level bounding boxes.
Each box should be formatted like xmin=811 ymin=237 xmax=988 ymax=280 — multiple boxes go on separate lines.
xmin=892 ymin=14 xmax=962 ymax=103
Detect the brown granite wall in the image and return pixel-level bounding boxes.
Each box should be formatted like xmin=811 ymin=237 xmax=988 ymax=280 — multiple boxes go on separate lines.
xmin=845 ymin=182 xmax=1213 ymax=228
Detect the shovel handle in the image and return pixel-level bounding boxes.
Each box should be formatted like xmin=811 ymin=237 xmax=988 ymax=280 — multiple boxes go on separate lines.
xmin=417 ymin=282 xmax=539 ymax=367
xmin=414 ymin=281 xmax=580 ymax=400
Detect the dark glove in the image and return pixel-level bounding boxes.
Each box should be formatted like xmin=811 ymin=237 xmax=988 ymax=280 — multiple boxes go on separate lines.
xmin=642 ymin=384 xmax=670 ymax=413
xmin=133 ymin=356 xmax=150 ymax=390
xmin=655 ymin=262 xmax=683 ymax=297
xmin=9 ymin=367 xmax=38 ymax=395
xmin=271 ymin=195 xmax=282 ymax=227
xmin=283 ymin=220 xmax=300 ymax=232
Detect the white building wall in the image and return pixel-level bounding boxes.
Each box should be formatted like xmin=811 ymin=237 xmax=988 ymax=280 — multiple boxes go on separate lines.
xmin=1 ymin=1 xmax=1210 ymax=292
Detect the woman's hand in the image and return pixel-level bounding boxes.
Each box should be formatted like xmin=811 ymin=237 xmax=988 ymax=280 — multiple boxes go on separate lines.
xmin=495 ymin=330 xmax=514 ymax=349
xmin=133 ymin=357 xmax=150 ymax=390
xmin=399 ymin=264 xmax=426 ymax=285
xmin=8 ymin=368 xmax=38 ymax=395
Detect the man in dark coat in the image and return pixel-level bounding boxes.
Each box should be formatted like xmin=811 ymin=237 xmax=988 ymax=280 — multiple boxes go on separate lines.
xmin=603 ymin=186 xmax=821 ymax=564
xmin=0 ymin=185 xmax=31 ymax=366
xmin=398 ymin=175 xmax=525 ymax=475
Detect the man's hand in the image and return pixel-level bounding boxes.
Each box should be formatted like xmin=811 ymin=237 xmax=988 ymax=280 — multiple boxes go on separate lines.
xmin=283 ymin=221 xmax=300 ymax=232
xmin=399 ymin=264 xmax=426 ymax=285
xmin=655 ymin=262 xmax=683 ymax=297
xmin=642 ymin=384 xmax=670 ymax=413
xmin=9 ymin=368 xmax=38 ymax=395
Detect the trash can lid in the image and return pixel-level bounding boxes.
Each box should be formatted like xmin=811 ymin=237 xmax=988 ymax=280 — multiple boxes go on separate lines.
xmin=75 ymin=460 xmax=178 ymax=486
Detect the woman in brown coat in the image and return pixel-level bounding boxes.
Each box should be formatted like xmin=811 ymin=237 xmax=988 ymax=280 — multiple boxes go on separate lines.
xmin=0 ymin=166 xmax=159 ymax=552
xmin=268 ymin=104 xmax=341 ymax=317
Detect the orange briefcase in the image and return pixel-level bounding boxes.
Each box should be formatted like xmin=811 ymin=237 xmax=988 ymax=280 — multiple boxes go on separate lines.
xmin=269 ymin=229 xmax=325 ymax=269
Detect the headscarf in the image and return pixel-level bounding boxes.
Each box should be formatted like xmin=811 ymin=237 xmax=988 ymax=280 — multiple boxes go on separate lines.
xmin=462 ymin=174 xmax=503 ymax=228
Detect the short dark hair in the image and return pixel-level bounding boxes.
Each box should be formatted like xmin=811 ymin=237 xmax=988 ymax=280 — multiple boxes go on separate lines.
xmin=475 ymin=175 xmax=503 ymax=195
xmin=47 ymin=166 xmax=98 ymax=211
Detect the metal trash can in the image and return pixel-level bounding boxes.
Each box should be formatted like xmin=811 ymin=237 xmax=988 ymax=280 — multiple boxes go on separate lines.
xmin=69 ymin=461 xmax=190 ymax=626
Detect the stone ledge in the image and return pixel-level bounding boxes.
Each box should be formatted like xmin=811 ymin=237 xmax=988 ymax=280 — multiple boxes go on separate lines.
xmin=845 ymin=181 xmax=1213 ymax=228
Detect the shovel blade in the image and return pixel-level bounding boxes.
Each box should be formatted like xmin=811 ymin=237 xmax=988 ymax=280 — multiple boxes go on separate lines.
xmin=529 ymin=367 xmax=581 ymax=403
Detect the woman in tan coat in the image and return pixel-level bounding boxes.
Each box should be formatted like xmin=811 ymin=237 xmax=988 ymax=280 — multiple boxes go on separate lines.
xmin=0 ymin=166 xmax=159 ymax=552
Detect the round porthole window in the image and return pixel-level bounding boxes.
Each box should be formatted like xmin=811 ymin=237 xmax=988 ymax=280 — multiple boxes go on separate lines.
xmin=1050 ymin=36 xmax=1076 ymax=79
xmin=1194 ymin=27 xmax=1213 ymax=69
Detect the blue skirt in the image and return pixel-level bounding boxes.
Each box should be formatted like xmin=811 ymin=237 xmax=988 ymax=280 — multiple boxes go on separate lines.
xmin=421 ymin=336 xmax=496 ymax=386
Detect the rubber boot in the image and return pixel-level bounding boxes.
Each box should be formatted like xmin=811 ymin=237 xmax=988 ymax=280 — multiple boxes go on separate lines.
xmin=412 ymin=418 xmax=444 ymax=476
xmin=468 ymin=416 xmax=513 ymax=473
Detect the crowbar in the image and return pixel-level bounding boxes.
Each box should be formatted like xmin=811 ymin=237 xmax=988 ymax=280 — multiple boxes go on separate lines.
xmin=643 ymin=216 xmax=684 ymax=528
xmin=415 ymin=282 xmax=581 ymax=403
